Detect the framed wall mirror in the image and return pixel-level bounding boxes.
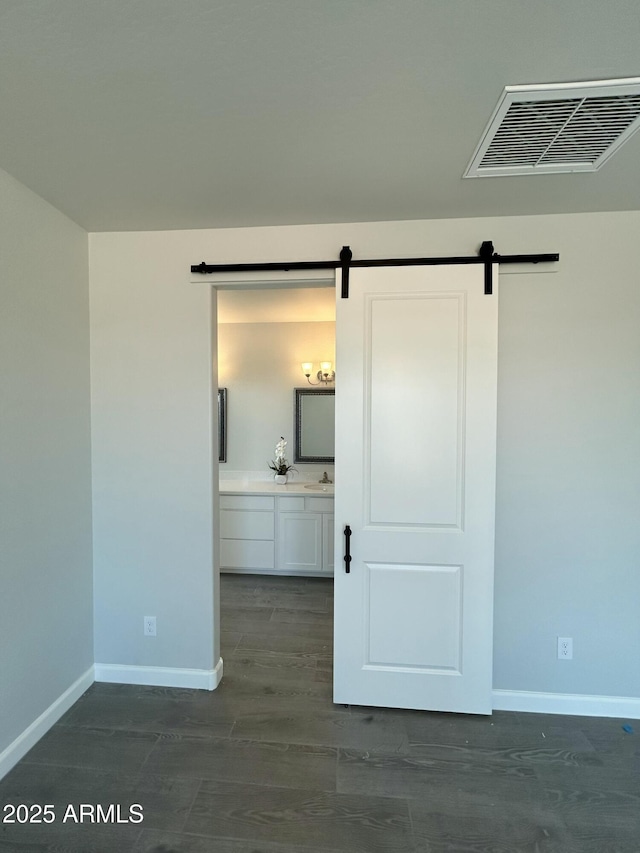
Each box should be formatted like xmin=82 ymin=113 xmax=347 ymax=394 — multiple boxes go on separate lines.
xmin=218 ymin=388 xmax=227 ymax=462
xmin=294 ymin=388 xmax=335 ymax=464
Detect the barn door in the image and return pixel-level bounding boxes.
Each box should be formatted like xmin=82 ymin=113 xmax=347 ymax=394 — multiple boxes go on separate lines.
xmin=333 ymin=263 xmax=498 ymax=714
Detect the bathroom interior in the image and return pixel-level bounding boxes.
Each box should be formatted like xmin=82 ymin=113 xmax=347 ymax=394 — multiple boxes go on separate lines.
xmin=217 ymin=285 xmax=336 ymax=587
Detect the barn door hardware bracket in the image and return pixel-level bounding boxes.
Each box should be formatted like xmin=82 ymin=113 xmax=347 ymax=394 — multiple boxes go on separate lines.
xmin=479 ymin=240 xmax=496 ymax=295
xmin=340 ymin=245 xmax=352 ymax=299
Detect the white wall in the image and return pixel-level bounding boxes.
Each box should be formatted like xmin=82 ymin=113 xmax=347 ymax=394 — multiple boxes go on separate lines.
xmin=89 ymin=233 xmax=217 ymax=677
xmin=89 ymin=211 xmax=640 ymax=702
xmin=0 ymin=168 xmax=93 ymax=767
xmin=218 ymin=317 xmax=335 ymax=477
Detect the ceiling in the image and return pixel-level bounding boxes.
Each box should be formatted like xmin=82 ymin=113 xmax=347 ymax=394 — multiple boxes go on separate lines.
xmin=1 ymin=0 xmax=639 ymax=232
xmin=218 ymin=287 xmax=335 ymax=324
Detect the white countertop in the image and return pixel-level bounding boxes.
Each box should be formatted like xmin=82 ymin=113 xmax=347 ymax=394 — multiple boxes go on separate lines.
xmin=220 ymin=479 xmax=334 ymax=496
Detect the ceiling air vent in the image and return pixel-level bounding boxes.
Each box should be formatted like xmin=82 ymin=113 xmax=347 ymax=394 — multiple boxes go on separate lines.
xmin=464 ymin=78 xmax=640 ymax=177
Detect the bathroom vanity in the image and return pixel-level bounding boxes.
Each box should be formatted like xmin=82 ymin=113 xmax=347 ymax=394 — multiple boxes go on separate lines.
xmin=219 ymin=481 xmax=334 ymax=576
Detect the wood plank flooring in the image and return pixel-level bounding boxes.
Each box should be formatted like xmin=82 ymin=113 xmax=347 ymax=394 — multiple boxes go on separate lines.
xmin=1 ymin=573 xmax=638 ymax=851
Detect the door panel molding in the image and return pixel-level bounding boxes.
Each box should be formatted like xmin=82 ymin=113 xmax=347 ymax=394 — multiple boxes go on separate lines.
xmin=334 ymin=263 xmax=497 ymax=715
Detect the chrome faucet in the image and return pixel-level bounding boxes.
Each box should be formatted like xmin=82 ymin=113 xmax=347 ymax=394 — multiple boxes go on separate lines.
xmin=319 ymin=472 xmax=333 ymax=484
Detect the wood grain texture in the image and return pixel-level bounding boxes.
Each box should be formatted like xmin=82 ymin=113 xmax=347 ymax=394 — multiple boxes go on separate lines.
xmin=187 ymin=780 xmax=413 ymax=852
xmin=0 ymin=574 xmax=637 ymax=851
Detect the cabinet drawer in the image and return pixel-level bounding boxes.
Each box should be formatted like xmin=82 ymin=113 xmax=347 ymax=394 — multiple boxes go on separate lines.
xmin=278 ymin=496 xmax=305 ymax=512
xmin=220 ymin=510 xmax=274 ymax=540
xmin=220 ymin=495 xmax=275 ymax=511
xmin=305 ymin=496 xmax=335 ymax=512
xmin=220 ymin=539 xmax=274 ymax=569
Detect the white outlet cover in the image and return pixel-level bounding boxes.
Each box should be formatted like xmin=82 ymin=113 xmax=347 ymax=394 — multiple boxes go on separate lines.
xmin=557 ymin=637 xmax=573 ymax=659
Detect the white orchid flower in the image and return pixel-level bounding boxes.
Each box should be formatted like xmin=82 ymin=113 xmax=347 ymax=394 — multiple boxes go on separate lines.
xmin=269 ymin=436 xmax=295 ymax=477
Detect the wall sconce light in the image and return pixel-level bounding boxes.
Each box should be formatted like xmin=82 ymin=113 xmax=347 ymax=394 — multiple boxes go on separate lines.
xmin=301 ymin=361 xmax=335 ymax=385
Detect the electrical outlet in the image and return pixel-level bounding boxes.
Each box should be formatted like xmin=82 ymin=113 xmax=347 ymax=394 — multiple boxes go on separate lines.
xmin=557 ymin=636 xmax=573 ymax=659
xmin=144 ymin=616 xmax=156 ymax=637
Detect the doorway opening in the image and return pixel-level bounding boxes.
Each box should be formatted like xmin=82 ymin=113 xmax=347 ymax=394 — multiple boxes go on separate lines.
xmin=213 ymin=280 xmax=336 ymax=692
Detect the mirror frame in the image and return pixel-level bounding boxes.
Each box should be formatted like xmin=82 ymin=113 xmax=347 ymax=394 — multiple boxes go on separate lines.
xmin=294 ymin=388 xmax=335 ymax=464
xmin=218 ymin=388 xmax=227 ymax=463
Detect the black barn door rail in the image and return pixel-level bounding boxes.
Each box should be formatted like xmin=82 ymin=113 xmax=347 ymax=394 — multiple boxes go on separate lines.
xmin=192 ymin=241 xmax=559 ymax=298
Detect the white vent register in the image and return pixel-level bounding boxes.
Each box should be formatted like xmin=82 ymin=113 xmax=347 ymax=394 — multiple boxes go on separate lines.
xmin=465 ymin=78 xmax=640 ymax=177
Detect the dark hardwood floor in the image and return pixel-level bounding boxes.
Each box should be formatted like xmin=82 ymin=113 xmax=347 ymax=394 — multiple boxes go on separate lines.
xmin=1 ymin=573 xmax=638 ymax=851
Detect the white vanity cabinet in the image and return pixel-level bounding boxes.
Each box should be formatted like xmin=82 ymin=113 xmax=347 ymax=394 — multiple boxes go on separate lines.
xmin=219 ymin=495 xmax=275 ymax=572
xmin=219 ymin=489 xmax=334 ymax=576
xmin=277 ymin=496 xmax=334 ymax=575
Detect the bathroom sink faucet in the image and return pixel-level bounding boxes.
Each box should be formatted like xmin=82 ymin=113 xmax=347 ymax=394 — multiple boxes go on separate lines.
xmin=319 ymin=472 xmax=333 ymax=484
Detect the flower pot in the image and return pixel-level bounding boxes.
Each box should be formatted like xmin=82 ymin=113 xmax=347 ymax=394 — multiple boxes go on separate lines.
xmin=274 ymin=474 xmax=287 ymax=485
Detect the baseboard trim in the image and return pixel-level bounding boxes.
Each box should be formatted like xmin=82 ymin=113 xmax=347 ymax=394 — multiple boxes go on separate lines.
xmin=493 ymin=688 xmax=640 ymax=719
xmin=94 ymin=658 xmax=223 ymax=691
xmin=0 ymin=665 xmax=95 ymax=782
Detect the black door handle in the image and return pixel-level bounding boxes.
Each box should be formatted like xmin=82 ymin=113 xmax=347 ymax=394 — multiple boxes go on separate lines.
xmin=344 ymin=525 xmax=352 ymax=573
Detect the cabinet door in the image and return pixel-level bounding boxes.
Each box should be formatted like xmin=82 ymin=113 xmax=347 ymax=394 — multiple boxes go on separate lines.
xmin=278 ymin=512 xmax=322 ymax=573
xmin=322 ymin=513 xmax=334 ymax=574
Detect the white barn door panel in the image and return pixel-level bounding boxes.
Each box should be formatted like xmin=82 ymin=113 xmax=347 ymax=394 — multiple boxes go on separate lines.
xmin=333 ymin=264 xmax=498 ymax=714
